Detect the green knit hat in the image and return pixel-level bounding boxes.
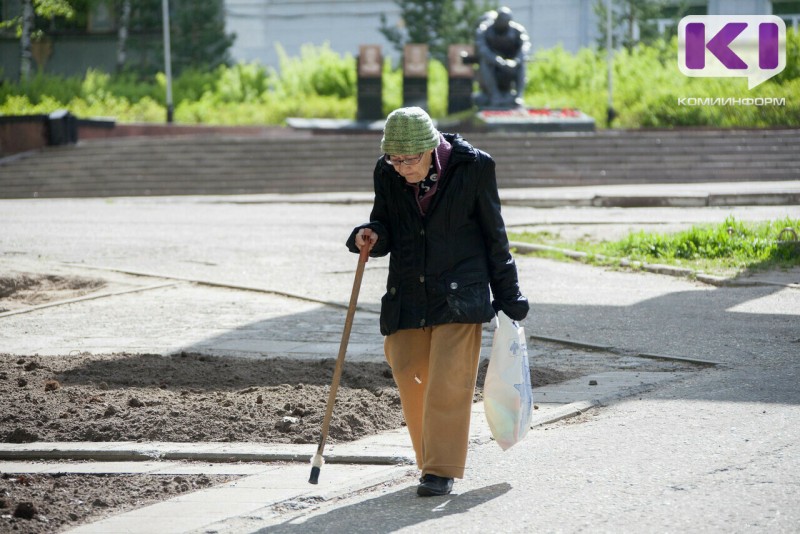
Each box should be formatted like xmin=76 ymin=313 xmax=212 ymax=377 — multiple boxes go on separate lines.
xmin=381 ymin=107 xmax=440 ymax=155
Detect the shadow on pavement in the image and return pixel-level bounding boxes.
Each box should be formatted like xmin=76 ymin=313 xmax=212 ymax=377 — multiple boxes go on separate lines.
xmin=530 ymin=283 xmax=797 ymax=363
xmin=256 ymin=482 xmax=512 ymax=533
xmin=173 ymin=279 xmax=799 ymax=406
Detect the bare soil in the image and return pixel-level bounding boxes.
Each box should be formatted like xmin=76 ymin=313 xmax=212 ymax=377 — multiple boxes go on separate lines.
xmin=0 ymin=352 xmax=571 ymax=532
xmin=0 ymin=471 xmax=236 ymax=533
xmin=0 ymin=274 xmax=106 ymax=313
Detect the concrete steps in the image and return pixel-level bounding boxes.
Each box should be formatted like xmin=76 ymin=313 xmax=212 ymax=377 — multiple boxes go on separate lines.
xmin=1 ymin=128 xmax=798 ymax=198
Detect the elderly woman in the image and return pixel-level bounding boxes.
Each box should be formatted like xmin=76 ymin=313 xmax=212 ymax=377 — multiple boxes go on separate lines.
xmin=346 ymin=106 xmax=528 ymax=497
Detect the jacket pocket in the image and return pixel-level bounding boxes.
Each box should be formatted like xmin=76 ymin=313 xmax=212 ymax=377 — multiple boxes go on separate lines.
xmin=444 ymin=272 xmax=492 ymax=322
xmin=380 ymin=285 xmax=401 ymax=336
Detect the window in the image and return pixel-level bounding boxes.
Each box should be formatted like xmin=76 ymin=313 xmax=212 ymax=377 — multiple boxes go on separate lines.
xmin=88 ymin=2 xmax=115 ymax=33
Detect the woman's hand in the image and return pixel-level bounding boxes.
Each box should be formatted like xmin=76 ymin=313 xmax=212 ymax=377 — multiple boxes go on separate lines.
xmin=355 ymin=228 xmax=378 ymax=251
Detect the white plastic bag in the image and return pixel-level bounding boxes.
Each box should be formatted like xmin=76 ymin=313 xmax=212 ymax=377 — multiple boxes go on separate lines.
xmin=484 ymin=310 xmax=533 ymax=450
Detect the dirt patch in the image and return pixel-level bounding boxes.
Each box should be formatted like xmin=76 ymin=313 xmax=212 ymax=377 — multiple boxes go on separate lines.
xmin=0 ymin=472 xmax=236 ymax=534
xmin=0 ymin=352 xmax=571 ymax=532
xmin=0 ymin=353 xmax=402 ymax=445
xmin=0 ymin=274 xmax=106 ymax=312
xmin=0 ymin=352 xmax=569 ymax=445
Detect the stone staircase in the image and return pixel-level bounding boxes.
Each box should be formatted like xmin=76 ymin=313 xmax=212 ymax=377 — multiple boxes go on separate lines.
xmin=0 ymin=128 xmax=798 ymax=198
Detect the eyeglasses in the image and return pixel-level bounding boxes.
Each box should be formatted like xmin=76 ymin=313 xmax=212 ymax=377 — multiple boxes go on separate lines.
xmin=385 ymin=153 xmax=424 ymax=166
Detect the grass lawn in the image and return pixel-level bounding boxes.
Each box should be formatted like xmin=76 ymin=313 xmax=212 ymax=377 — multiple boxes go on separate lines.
xmin=509 ymin=217 xmax=800 ymax=278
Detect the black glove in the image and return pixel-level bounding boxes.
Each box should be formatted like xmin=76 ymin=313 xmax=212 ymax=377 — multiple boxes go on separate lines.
xmin=492 ymin=293 xmax=529 ymax=321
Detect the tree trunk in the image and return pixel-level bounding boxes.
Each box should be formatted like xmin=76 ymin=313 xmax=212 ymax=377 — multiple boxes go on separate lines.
xmin=116 ymin=0 xmax=132 ymax=72
xmin=20 ymin=0 xmax=34 ymax=80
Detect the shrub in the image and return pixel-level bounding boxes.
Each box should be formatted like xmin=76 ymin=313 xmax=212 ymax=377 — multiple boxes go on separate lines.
xmin=274 ymin=42 xmax=356 ymax=99
xmin=2 ymin=36 xmax=798 ymax=127
xmin=524 ymin=30 xmax=800 ymax=129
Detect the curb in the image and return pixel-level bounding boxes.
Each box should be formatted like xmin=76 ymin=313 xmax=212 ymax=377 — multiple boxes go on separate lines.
xmin=529 ymin=334 xmax=613 ymax=351
xmin=198 ymin=190 xmax=800 ymax=209
xmin=501 ymin=192 xmax=800 ymax=209
xmin=530 ymin=400 xmax=598 ymax=426
xmin=636 ymin=352 xmax=725 ymax=367
xmin=529 ymin=370 xmax=696 ymax=429
xmin=0 ymin=448 xmax=411 ymax=466
xmin=529 ymin=334 xmax=725 ymax=368
xmin=0 ymin=442 xmax=414 ymax=466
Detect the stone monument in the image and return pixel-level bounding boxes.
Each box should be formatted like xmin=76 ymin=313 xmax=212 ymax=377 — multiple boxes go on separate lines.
xmin=458 ymin=6 xmax=595 ymax=132
xmin=473 ymin=7 xmax=530 ymax=109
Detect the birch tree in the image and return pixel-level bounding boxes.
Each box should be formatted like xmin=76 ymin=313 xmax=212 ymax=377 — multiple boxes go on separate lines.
xmin=17 ymin=0 xmax=75 ymax=80
xmin=116 ymin=0 xmax=131 ymax=71
xmin=19 ymin=0 xmax=34 ymax=80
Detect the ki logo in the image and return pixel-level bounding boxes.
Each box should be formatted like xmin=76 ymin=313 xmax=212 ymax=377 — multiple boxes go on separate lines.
xmin=678 ymin=15 xmax=787 ymax=89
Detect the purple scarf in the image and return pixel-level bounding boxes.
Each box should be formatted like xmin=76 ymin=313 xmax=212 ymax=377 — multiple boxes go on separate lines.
xmin=408 ymin=133 xmax=452 ymax=216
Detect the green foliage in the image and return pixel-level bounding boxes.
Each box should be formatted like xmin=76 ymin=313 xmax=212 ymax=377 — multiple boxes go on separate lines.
xmin=774 ymin=27 xmax=800 ymax=84
xmin=2 ymin=92 xmax=164 ymax=122
xmin=174 ymin=93 xmax=354 ymax=125
xmin=0 ymin=70 xmax=83 ymax=104
xmin=379 ymin=0 xmax=497 ymax=63
xmin=511 ymin=217 xmax=800 ymax=276
xmin=1 ymin=0 xmax=76 ymax=34
xmin=182 ymin=63 xmax=272 ymax=104
xmin=274 ymin=43 xmax=356 ymax=99
xmin=121 ymin=0 xmax=235 ymax=76
xmin=170 ymin=0 xmax=234 ymax=73
xmin=608 ymin=217 xmax=800 ymax=272
xmin=525 ymin=46 xmax=608 ymax=121
xmin=2 ymin=37 xmax=799 ymax=128
xmin=382 ymin=58 xmax=403 ymax=114
xmin=379 ymin=56 xmax=448 ymax=117
xmin=525 ymin=30 xmax=800 ymax=129
xmin=34 ymin=0 xmax=75 ymax=18
xmin=427 ymin=59 xmax=448 ymax=118
xmin=1 ymin=1 xmax=234 ymax=77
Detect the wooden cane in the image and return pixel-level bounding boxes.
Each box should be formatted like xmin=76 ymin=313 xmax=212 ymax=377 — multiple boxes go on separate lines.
xmin=309 ymin=244 xmax=370 ymax=484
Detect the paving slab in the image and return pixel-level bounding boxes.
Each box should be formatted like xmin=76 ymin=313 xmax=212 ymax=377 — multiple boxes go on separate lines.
xmin=64 ymin=370 xmax=694 ymax=534
xmin=532 ymin=370 xmax=694 ymax=404
xmin=66 ymin=463 xmax=410 ymax=534
xmin=2 ymin=184 xmax=795 ymax=532
xmin=0 ymin=461 xmax=269 ymax=476
xmin=0 ymin=369 xmax=698 ymax=533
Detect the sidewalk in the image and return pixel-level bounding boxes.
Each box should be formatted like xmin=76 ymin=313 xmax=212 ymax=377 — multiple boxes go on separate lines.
xmin=0 ymin=371 xmax=693 ymax=534
xmin=192 ymin=180 xmax=800 ymax=208
xmin=499 ymin=180 xmax=800 ymax=208
xmin=0 ymin=180 xmax=798 ymax=533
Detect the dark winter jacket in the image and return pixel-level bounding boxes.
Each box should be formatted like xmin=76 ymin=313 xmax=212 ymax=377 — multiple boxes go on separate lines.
xmin=346 ymin=133 xmax=529 ymax=336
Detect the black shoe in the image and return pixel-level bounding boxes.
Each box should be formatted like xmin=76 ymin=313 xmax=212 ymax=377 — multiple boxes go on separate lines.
xmin=417 ymin=474 xmax=454 ymax=497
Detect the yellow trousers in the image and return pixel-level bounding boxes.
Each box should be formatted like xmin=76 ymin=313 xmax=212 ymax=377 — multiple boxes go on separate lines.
xmin=383 ymin=323 xmax=483 ymax=479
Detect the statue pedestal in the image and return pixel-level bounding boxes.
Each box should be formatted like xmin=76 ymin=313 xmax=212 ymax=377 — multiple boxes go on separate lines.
xmin=285 ymin=107 xmax=596 ymax=135
xmin=473 ymin=107 xmax=595 ymax=133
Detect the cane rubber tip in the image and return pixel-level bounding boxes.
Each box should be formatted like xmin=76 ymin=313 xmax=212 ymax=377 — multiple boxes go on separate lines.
xmin=308 ymin=466 xmax=320 ymax=485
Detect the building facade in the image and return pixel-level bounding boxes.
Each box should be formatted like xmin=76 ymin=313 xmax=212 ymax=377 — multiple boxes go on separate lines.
xmin=225 ymin=0 xmax=799 ymax=70
xmin=1 ymin=0 xmax=798 ymax=79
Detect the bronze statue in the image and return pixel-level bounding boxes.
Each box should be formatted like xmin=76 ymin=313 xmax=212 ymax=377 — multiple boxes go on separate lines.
xmin=474 ymin=7 xmax=530 ymax=109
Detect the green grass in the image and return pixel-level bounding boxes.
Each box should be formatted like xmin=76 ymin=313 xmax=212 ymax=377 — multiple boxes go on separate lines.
xmin=509 ymin=217 xmax=800 ymax=278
